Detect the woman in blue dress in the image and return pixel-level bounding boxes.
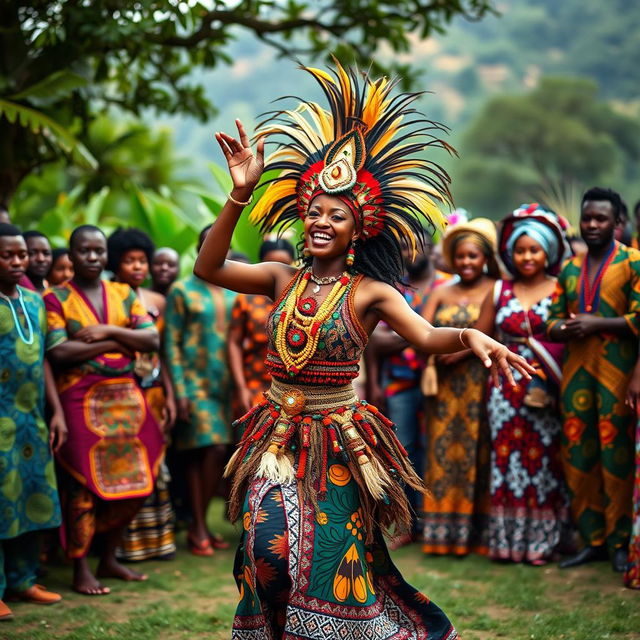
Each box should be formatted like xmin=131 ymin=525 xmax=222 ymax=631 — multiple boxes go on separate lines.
xmin=0 ymin=223 xmax=67 ymax=620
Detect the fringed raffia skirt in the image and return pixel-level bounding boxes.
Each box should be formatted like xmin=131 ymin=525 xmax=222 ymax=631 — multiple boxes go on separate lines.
xmin=227 ymin=380 xmax=457 ymax=640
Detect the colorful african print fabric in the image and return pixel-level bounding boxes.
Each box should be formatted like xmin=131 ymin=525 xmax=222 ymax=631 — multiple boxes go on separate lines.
xmin=487 ymin=281 xmax=569 ymax=563
xmin=382 ymin=286 xmax=426 ymax=398
xmin=230 ymin=293 xmax=273 ymax=408
xmin=0 ymin=286 xmax=61 ymax=541
xmin=422 ymin=302 xmax=491 ymax=556
xmin=44 ymin=280 xmax=164 ymax=502
xmin=382 ymin=271 xmax=452 ymax=398
xmin=59 ymin=471 xmax=145 ymax=558
xmin=624 ymin=417 xmax=640 ymax=589
xmin=228 ymin=269 xmax=457 ymax=639
xmin=120 ymin=307 xmax=176 ymax=562
xmin=234 ymin=470 xmax=457 ymax=640
xmin=380 ymin=271 xmax=451 ymax=532
xmin=117 ymin=463 xmax=174 ymax=561
xmin=547 ymin=241 xmax=640 ymax=550
xmin=164 ymin=275 xmax=237 ymax=449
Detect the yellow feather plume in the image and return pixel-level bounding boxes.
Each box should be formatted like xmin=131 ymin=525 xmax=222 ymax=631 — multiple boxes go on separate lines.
xmin=251 ymin=61 xmax=454 ymax=251
xmin=250 ymin=177 xmax=298 ymax=226
xmin=303 ymin=103 xmax=334 ymax=144
xmin=362 ymin=77 xmax=390 ymax=131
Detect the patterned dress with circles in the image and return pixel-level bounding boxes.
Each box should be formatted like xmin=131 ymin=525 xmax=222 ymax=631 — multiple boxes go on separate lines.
xmin=0 ymin=287 xmax=61 ymax=541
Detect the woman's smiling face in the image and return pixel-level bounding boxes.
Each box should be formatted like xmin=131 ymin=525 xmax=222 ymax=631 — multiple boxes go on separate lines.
xmin=453 ymin=239 xmax=487 ymax=283
xmin=512 ymin=233 xmax=546 ymax=279
xmin=304 ymin=194 xmax=358 ymax=259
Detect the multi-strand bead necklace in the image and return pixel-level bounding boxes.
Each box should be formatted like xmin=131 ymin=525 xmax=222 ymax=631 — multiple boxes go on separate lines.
xmin=275 ymin=269 xmax=351 ymax=376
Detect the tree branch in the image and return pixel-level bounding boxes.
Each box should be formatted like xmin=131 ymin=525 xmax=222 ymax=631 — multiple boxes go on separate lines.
xmin=145 ymin=9 xmax=351 ymax=48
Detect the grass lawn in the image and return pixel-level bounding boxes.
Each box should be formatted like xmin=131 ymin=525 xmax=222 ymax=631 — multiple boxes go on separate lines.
xmin=4 ymin=499 xmax=639 ymax=640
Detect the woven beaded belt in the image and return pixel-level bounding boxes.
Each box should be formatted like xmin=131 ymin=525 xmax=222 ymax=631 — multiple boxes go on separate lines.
xmin=260 ymin=379 xmax=387 ymax=498
xmin=267 ymin=378 xmax=358 ymax=414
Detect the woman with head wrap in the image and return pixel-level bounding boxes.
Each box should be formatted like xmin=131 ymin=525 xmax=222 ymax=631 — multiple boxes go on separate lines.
xmin=421 ymin=218 xmax=499 ymax=556
xmin=475 ymin=203 xmax=572 ymax=565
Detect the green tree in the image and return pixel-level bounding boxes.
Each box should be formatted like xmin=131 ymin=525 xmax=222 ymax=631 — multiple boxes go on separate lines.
xmin=0 ymin=0 xmax=495 ymax=206
xmin=8 ymin=106 xmax=265 ymax=255
xmin=453 ymin=77 xmax=640 ymax=220
xmin=10 ymin=116 xmax=265 ymax=264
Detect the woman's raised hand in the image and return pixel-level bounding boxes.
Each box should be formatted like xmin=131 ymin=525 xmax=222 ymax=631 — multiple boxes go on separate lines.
xmin=215 ymin=119 xmax=265 ymax=193
xmin=464 ymin=329 xmax=536 ymax=388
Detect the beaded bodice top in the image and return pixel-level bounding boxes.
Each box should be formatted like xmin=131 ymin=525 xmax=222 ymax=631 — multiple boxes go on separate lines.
xmin=265 ymin=270 xmax=368 ymax=385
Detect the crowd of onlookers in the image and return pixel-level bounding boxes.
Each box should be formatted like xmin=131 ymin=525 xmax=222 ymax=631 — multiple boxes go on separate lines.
xmin=366 ymin=189 xmax=640 ymax=592
xmin=0 ymin=186 xmax=639 ymax=621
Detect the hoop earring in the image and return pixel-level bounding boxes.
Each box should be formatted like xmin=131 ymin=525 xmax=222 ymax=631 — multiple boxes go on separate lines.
xmin=303 ymin=239 xmax=311 ymax=257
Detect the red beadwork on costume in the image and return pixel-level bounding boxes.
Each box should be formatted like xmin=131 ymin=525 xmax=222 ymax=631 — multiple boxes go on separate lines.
xmin=286 ymin=326 xmax=308 ymax=350
xmin=265 ymin=273 xmax=367 ymax=385
xmin=297 ymin=297 xmax=318 ymax=316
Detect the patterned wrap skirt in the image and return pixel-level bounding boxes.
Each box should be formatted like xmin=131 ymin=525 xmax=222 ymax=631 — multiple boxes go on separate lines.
xmin=230 ymin=381 xmax=457 ymax=640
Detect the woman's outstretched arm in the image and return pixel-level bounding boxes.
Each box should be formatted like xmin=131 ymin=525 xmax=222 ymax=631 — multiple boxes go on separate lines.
xmin=193 ymin=120 xmax=295 ymax=299
xmin=363 ymin=280 xmax=534 ymax=387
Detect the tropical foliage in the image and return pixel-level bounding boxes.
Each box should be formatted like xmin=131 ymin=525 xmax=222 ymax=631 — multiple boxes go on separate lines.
xmin=10 ymin=117 xmax=265 ymax=269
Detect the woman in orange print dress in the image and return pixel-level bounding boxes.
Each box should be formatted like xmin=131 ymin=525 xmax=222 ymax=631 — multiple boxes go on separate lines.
xmin=228 ymin=239 xmax=295 ymax=419
xmin=421 ymin=218 xmax=499 ymax=556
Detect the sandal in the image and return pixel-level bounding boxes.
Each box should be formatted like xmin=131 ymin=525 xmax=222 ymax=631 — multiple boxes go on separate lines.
xmin=209 ymin=533 xmax=230 ymax=550
xmin=388 ymin=533 xmax=414 ymax=551
xmin=0 ymin=600 xmax=13 ymax=621
xmin=8 ymin=584 xmax=61 ymax=605
xmin=187 ymin=534 xmax=214 ymax=557
xmin=530 ymin=558 xmax=549 ymax=567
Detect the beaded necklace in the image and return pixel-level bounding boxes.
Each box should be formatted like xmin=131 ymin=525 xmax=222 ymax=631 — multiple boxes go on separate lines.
xmin=310 ymin=272 xmax=342 ymax=294
xmin=276 ymin=269 xmax=351 ymax=376
xmin=0 ymin=288 xmax=34 ymax=345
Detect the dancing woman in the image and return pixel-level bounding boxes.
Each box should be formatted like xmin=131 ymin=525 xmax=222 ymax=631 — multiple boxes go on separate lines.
xmin=195 ymin=63 xmax=533 ymax=640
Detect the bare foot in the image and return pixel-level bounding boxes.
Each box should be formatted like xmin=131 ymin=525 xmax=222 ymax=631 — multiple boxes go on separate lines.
xmin=96 ymin=557 xmax=148 ymax=582
xmin=73 ymin=559 xmax=110 ymax=596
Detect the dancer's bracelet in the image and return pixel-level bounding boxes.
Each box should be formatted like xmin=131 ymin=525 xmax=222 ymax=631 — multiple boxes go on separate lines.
xmin=228 ymin=191 xmax=253 ymax=207
xmin=459 ymin=328 xmax=470 ymax=348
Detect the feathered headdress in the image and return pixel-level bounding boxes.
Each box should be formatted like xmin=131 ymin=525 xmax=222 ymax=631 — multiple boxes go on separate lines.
xmin=250 ymin=61 xmax=454 ymax=256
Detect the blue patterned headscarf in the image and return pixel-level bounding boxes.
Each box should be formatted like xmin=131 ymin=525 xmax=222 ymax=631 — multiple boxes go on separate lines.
xmin=500 ymin=203 xmax=571 ymax=276
xmin=506 ymin=218 xmax=559 ymax=265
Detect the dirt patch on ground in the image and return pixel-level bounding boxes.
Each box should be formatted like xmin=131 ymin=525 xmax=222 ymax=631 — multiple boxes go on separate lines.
xmin=540 ymin=563 xmax=640 ymax=606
